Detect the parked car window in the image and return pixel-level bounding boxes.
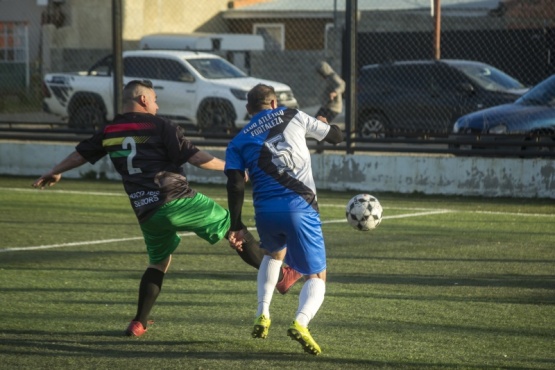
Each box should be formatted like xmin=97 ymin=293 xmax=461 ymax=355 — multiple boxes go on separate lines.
xmin=124 ymin=57 xmax=159 ymax=80
xmin=517 ymin=75 xmax=555 ymax=106
xmin=391 ymin=65 xmax=431 ymax=90
xmin=451 ymin=62 xmax=525 ymax=92
xmin=186 ymin=58 xmax=247 ymax=79
xmin=156 ymin=59 xmax=192 ymax=82
xmin=87 ymin=55 xmax=112 ymax=76
xmin=433 ymin=65 xmax=467 ymax=91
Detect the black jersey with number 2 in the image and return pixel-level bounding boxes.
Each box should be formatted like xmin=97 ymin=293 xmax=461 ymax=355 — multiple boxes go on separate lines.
xmin=76 ymin=112 xmax=200 ymax=223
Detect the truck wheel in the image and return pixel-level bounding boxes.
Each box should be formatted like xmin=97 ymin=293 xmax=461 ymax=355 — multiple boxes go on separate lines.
xmin=197 ymin=99 xmax=236 ymax=134
xmin=69 ymin=105 xmax=105 ymax=130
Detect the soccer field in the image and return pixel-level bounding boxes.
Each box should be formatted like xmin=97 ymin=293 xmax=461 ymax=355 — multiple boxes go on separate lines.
xmin=1 ymin=176 xmax=554 ymax=369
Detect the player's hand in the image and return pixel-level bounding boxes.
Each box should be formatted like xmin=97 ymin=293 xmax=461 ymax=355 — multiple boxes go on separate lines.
xmin=32 ymin=173 xmax=61 ymax=189
xmin=227 ymin=229 xmax=245 ymax=251
xmin=316 ymin=115 xmax=329 ymax=124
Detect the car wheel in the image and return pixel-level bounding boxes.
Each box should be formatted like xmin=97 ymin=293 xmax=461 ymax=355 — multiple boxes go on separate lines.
xmin=358 ymin=113 xmax=387 ymax=139
xmin=69 ymin=105 xmax=105 ymax=131
xmin=197 ymin=99 xmax=236 ymax=135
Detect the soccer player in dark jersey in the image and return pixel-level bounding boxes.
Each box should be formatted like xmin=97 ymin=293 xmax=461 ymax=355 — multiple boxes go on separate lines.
xmin=225 ymin=84 xmax=344 ymax=355
xmin=32 ymin=79 xmax=299 ymax=338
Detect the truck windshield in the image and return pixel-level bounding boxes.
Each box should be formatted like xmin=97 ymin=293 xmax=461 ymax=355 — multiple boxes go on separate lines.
xmin=186 ymin=58 xmax=247 ymax=79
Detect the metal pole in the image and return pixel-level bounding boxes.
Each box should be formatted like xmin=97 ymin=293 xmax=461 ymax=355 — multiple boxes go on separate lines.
xmin=112 ymin=0 xmax=123 ymax=116
xmin=344 ymin=0 xmax=357 ymax=154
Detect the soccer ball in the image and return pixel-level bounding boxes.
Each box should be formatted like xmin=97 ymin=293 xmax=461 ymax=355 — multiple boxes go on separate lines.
xmin=345 ymin=194 xmax=383 ymax=231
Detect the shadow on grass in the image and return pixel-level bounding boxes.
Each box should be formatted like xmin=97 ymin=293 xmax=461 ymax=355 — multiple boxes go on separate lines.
xmin=328 ymin=272 xmax=555 ymax=291
xmin=1 ymin=332 xmax=545 ymax=369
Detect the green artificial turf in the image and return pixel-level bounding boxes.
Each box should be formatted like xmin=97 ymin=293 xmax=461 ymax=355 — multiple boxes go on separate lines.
xmin=0 ymin=176 xmax=554 ymax=369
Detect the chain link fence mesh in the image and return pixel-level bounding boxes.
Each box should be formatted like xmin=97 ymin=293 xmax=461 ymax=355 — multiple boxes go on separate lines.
xmin=0 ymin=0 xmax=553 ymax=136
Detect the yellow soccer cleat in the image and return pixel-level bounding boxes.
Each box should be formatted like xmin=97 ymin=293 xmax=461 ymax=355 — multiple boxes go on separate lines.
xmin=252 ymin=314 xmax=271 ymax=339
xmin=287 ymin=320 xmax=322 ymax=355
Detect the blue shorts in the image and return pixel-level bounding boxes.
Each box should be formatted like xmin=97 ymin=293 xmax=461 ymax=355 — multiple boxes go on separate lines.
xmin=255 ymin=211 xmax=326 ymax=275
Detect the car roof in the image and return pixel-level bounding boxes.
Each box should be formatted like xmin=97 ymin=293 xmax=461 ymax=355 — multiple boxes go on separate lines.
xmin=123 ymin=49 xmax=222 ymax=59
xmin=360 ymin=59 xmax=488 ymax=71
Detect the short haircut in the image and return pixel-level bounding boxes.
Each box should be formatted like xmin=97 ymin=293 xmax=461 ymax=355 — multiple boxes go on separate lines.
xmin=122 ymin=79 xmax=154 ymax=104
xmin=247 ymin=83 xmax=276 ymax=112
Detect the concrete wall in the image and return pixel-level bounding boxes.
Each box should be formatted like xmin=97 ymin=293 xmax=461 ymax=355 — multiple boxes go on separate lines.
xmin=1 ymin=141 xmax=554 ymax=199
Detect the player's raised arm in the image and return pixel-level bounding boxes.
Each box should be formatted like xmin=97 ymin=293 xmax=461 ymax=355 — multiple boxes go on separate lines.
xmin=32 ymin=151 xmax=88 ymax=189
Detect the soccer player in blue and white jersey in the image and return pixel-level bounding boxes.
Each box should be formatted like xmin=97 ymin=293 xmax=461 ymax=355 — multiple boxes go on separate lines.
xmin=225 ymin=83 xmax=344 ymax=355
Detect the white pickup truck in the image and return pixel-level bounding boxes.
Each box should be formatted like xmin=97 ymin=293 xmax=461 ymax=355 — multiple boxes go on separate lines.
xmin=42 ymin=50 xmax=298 ymax=132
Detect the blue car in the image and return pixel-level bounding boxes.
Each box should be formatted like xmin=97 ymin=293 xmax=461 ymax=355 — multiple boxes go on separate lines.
xmin=453 ymin=74 xmax=555 ymax=135
xmin=452 ymin=74 xmax=555 ymax=152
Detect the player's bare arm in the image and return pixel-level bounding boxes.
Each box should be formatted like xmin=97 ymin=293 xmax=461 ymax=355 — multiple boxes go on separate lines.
xmin=188 ymin=151 xmax=225 ymax=171
xmin=316 ymin=115 xmax=329 ymax=124
xmin=32 ymin=151 xmax=88 ymax=189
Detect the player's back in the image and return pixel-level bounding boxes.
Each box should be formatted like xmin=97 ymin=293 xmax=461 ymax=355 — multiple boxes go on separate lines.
xmin=228 ymin=107 xmax=319 ymax=213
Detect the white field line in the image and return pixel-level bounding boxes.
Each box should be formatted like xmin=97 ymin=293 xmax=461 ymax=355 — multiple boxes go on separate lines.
xmin=0 ymin=210 xmax=451 ymax=254
xmin=3 ymin=187 xmax=125 ymax=197
xmin=8 ymin=188 xmax=553 ymax=217
xmin=1 ymin=187 xmax=553 ymax=253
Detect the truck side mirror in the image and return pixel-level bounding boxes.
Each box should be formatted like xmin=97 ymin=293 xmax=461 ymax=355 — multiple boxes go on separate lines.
xmin=459 ymin=82 xmax=475 ymax=95
xmin=179 ymin=73 xmax=195 ymax=83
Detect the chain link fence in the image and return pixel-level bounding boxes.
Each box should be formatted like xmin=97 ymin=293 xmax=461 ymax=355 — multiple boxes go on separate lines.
xmin=0 ymin=0 xmax=553 ymax=140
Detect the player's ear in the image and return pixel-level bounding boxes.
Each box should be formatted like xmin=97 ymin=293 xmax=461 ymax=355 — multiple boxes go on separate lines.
xmin=270 ymin=99 xmax=277 ymax=109
xmin=139 ymin=94 xmax=147 ymax=106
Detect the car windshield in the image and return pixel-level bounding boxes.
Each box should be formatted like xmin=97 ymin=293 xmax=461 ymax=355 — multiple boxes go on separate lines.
xmin=516 ymin=75 xmax=555 ymax=106
xmin=453 ymin=63 xmax=526 ymax=92
xmin=185 ymin=57 xmax=247 ymax=79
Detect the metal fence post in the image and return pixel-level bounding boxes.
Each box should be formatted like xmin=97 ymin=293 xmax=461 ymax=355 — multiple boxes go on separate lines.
xmin=344 ymin=0 xmax=358 ymax=154
xmin=112 ymin=0 xmax=123 ymax=117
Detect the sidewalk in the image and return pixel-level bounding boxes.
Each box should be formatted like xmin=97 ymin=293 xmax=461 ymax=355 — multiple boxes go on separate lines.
xmin=0 ymin=111 xmax=64 ymax=123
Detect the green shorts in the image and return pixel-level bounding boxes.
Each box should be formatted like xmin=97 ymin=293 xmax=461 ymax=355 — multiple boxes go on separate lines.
xmin=139 ymin=193 xmax=230 ymax=264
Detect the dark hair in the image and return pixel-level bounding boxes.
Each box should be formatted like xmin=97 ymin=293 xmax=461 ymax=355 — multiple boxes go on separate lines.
xmin=124 ymin=79 xmax=153 ymax=90
xmin=122 ymin=80 xmax=154 ymax=104
xmin=247 ymin=83 xmax=276 ymax=112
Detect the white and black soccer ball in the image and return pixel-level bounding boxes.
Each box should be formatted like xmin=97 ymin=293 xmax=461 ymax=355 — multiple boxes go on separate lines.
xmin=345 ymin=194 xmax=383 ymax=231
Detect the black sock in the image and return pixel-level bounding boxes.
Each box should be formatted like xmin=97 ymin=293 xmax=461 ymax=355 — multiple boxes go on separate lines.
xmin=230 ymin=227 xmax=284 ymax=280
xmin=133 ymin=267 xmax=165 ymax=328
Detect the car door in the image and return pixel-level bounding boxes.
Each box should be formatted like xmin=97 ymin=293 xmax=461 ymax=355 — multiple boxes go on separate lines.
xmin=387 ymin=65 xmax=438 ymax=132
xmin=401 ymin=64 xmax=474 ymax=132
xmin=426 ymin=65 xmax=469 ymax=132
xmin=123 ymin=56 xmax=197 ymax=124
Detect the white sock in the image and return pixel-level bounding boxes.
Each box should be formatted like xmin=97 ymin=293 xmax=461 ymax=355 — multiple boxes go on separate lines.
xmin=295 ymin=278 xmax=326 ymax=327
xmin=256 ymin=255 xmax=282 ymax=318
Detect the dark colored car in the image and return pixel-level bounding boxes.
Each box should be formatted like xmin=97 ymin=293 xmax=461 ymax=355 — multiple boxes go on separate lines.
xmin=452 ymin=74 xmax=555 ymax=152
xmin=357 ymin=59 xmax=528 ymax=138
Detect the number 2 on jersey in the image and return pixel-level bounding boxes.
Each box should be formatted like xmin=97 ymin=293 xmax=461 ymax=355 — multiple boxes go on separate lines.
xmin=123 ymin=137 xmax=143 ymax=174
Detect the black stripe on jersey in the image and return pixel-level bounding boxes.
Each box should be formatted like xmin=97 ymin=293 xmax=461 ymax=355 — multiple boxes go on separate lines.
xmin=257 ymin=108 xmax=319 ymax=212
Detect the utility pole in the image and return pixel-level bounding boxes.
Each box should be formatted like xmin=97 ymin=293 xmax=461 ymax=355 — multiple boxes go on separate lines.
xmin=433 ymin=0 xmax=441 ymax=60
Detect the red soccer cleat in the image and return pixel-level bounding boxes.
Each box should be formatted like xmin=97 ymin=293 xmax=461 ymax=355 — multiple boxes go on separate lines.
xmin=125 ymin=320 xmax=147 ymax=337
xmin=276 ymin=266 xmax=303 ymax=294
